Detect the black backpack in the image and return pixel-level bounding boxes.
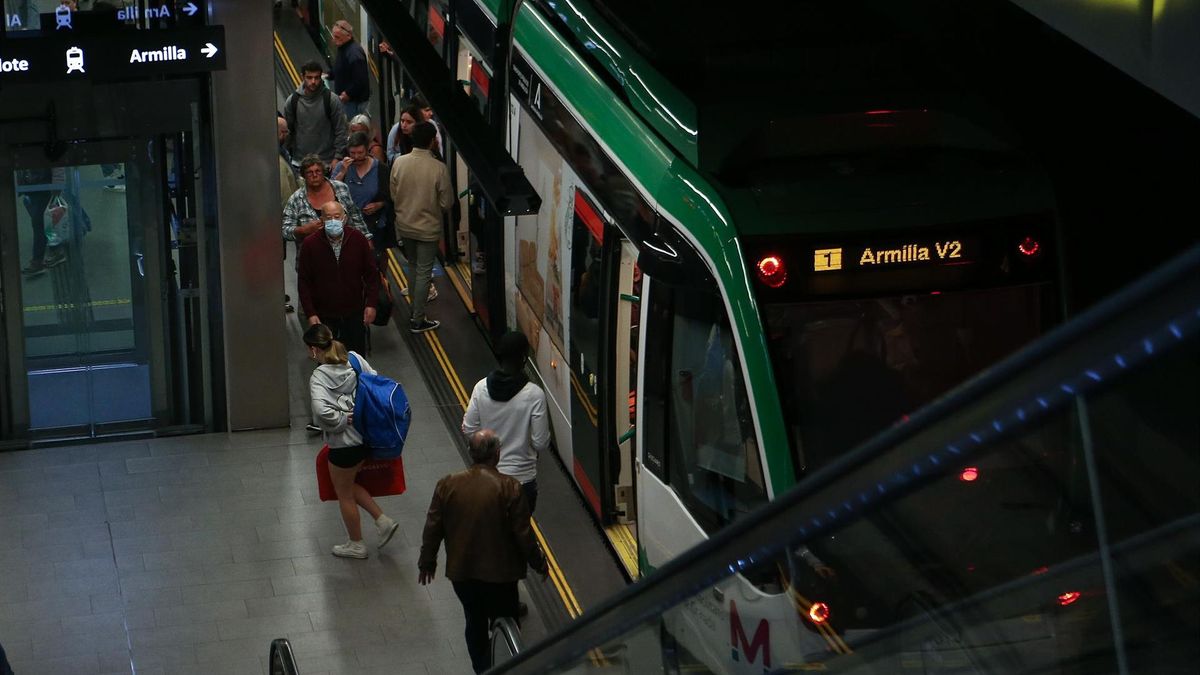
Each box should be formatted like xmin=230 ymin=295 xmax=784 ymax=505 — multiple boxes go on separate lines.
xmin=285 ymin=87 xmax=336 ymax=128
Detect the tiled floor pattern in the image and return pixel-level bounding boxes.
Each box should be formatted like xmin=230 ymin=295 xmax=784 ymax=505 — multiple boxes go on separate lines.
xmin=0 ymin=292 xmax=481 ymax=674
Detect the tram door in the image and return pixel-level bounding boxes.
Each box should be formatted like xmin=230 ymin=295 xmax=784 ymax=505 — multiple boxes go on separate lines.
xmin=568 ymin=193 xmax=606 ymax=517
xmin=0 ymin=138 xmax=170 ymax=440
xmin=611 ymin=241 xmax=642 ymax=530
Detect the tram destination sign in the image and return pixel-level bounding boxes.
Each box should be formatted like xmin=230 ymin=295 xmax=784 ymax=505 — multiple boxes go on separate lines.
xmin=0 ymin=25 xmax=225 ymax=82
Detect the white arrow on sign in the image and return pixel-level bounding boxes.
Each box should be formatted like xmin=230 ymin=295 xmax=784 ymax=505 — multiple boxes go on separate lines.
xmin=201 ymin=42 xmax=218 ymax=58
xmin=183 ymin=2 xmax=199 ymax=16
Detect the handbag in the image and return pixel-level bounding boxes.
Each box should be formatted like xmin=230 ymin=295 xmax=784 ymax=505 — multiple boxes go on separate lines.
xmin=315 ymin=444 xmax=406 ymax=501
xmin=44 ymin=194 xmax=71 ymax=246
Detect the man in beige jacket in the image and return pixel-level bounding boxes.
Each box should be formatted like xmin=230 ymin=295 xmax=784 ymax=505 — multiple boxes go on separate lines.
xmin=389 ymin=121 xmax=452 ymax=333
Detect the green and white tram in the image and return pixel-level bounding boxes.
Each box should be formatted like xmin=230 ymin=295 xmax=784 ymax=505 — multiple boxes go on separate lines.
xmin=444 ymin=0 xmax=1064 ymax=669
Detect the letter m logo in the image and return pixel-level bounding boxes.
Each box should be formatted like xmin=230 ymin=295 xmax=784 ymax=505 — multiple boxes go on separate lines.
xmin=729 ymin=599 xmax=771 ymax=670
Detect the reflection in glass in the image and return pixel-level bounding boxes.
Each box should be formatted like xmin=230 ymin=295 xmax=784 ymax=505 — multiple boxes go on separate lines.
xmin=13 ymin=162 xmax=147 ymax=430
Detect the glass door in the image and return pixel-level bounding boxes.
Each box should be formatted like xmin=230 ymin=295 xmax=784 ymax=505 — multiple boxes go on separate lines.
xmin=568 ymin=191 xmax=607 ymax=518
xmin=5 ymin=140 xmax=162 ymax=439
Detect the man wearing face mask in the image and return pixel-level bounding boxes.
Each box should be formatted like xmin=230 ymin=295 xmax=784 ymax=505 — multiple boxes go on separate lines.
xmin=298 ymin=201 xmax=380 ymax=356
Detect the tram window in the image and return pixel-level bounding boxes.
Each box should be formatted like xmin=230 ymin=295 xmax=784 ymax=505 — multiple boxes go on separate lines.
xmin=645 ymin=284 xmax=767 ymax=534
xmin=764 ymin=285 xmax=1049 ymax=474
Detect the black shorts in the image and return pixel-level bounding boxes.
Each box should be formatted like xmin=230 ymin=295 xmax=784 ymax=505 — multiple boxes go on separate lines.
xmin=328 ymin=444 xmax=368 ymax=468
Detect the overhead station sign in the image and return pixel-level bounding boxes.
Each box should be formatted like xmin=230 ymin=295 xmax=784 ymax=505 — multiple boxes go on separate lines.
xmin=0 ymin=25 xmax=225 ymax=81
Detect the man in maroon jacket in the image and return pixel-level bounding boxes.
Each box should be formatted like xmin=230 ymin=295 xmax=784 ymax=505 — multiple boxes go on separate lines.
xmin=298 ymin=201 xmax=380 ymax=355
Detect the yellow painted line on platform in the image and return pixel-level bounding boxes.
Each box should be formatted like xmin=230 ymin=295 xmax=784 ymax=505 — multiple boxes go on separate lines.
xmin=367 ymin=52 xmax=380 ymax=81
xmin=384 ymin=246 xmax=593 ymax=640
xmin=444 ymin=260 xmax=474 ymax=313
xmin=24 ymin=298 xmax=130 ymax=313
xmin=273 ymin=32 xmax=301 ymax=88
xmin=604 ymin=524 xmax=639 ymax=580
xmin=384 ymin=252 xmax=470 ymax=407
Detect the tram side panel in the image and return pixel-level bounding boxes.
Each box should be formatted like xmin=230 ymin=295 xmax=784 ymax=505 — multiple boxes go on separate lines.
xmin=509 ymin=104 xmax=574 ymax=479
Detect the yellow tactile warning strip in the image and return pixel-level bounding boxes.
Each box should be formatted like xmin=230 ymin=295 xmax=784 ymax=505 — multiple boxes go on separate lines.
xmin=604 ymin=523 xmax=639 ymax=580
xmin=273 ymin=32 xmax=301 ymax=88
xmin=24 ymin=298 xmax=131 ymax=313
xmin=444 ymin=260 xmax=474 ymax=313
xmin=385 ymin=249 xmax=604 ymax=657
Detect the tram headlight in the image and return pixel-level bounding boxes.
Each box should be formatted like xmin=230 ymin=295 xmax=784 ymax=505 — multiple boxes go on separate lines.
xmin=756 ymin=255 xmax=788 ymax=288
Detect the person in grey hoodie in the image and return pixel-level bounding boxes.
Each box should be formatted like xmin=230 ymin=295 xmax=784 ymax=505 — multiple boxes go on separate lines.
xmin=461 ymin=331 xmax=550 ymax=512
xmin=284 ymin=61 xmax=349 ymax=170
xmin=305 ymin=323 xmax=399 ymax=559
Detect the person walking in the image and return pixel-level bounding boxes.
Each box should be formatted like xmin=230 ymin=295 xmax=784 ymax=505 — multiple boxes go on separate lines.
xmin=330 ymin=19 xmax=370 ymax=119
xmin=283 ymin=154 xmax=367 ymax=266
xmin=390 ymin=121 xmax=451 ymax=333
xmin=346 ymin=113 xmax=386 ymax=164
xmin=284 ymin=61 xmax=349 ymax=171
xmin=418 ymin=429 xmax=548 ymax=674
xmin=297 ymin=201 xmax=379 ymax=356
xmin=332 ymin=131 xmax=393 ymax=251
xmin=385 ymin=105 xmax=422 ymax=165
xmin=305 ymin=323 xmax=400 ymax=559
xmin=461 ymin=331 xmax=550 ymax=512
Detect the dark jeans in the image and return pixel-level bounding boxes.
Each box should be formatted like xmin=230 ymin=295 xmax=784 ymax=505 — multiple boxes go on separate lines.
xmin=324 ymin=314 xmax=367 ymax=356
xmin=451 ymin=579 xmax=519 ymax=674
xmin=521 ymin=479 xmax=538 ymax=514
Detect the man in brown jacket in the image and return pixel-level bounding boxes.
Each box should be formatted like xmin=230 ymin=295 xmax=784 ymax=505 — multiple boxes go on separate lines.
xmin=390 ymin=120 xmax=452 ymax=333
xmin=419 ymin=429 xmax=547 ymax=673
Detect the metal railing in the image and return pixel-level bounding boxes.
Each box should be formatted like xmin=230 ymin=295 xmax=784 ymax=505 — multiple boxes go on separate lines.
xmin=491 ymin=616 xmax=525 ymax=668
xmin=268 ymin=637 xmax=300 ymax=675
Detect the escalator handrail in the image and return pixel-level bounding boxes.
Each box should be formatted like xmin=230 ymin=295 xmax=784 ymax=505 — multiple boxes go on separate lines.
xmin=491 ymin=616 xmax=524 ymax=661
xmin=268 ymin=637 xmax=300 ymax=675
xmin=490 ymin=244 xmax=1200 ymax=675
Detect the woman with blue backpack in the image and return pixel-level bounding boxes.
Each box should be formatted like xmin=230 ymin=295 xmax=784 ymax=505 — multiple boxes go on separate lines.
xmin=304 ymin=323 xmax=400 ymax=559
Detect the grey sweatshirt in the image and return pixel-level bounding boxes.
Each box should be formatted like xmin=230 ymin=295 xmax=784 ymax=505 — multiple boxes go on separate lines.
xmin=309 ymin=351 xmax=376 ymax=448
xmin=285 ymin=83 xmax=348 ymax=163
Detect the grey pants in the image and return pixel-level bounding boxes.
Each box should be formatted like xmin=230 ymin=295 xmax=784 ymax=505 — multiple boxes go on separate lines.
xmin=401 ymin=237 xmax=438 ymax=324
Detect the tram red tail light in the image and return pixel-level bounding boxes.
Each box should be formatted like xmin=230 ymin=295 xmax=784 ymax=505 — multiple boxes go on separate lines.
xmin=1018 ymin=236 xmax=1041 ymax=257
xmin=756 ymin=255 xmax=788 ymax=288
xmin=1058 ymin=591 xmax=1081 ymax=607
xmin=959 ymin=467 xmax=979 ymax=482
xmin=808 ymin=601 xmax=831 ymax=624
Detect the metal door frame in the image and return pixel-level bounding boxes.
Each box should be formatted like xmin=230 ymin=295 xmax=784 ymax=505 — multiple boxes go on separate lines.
xmin=0 ymin=138 xmax=168 ymax=441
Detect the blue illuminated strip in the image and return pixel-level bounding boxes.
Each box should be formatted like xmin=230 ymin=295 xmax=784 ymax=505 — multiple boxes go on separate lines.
xmin=784 ymin=303 xmax=1200 ymax=540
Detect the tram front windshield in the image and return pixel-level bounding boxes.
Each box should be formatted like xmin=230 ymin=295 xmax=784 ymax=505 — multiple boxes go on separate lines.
xmin=763 ymin=285 xmax=1050 ymax=475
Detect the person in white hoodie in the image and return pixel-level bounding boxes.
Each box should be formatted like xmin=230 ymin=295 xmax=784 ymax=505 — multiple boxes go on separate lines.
xmin=462 ymin=331 xmax=550 ymax=512
xmin=304 ymin=323 xmax=400 ymax=559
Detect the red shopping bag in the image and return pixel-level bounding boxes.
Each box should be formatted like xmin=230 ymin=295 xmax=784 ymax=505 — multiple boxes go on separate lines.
xmin=315 ymin=445 xmax=407 ymax=502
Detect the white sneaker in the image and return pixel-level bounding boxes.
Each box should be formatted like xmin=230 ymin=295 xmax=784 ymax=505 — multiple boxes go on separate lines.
xmin=400 ymin=286 xmax=438 ymax=301
xmin=375 ymin=515 xmax=399 ymax=549
xmin=332 ymin=541 xmax=368 ymax=559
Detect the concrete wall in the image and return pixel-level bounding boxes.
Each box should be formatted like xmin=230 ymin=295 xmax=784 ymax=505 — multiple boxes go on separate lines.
xmin=210 ymin=0 xmax=290 ymax=429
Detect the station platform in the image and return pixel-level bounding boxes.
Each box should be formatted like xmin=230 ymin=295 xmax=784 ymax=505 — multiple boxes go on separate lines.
xmin=0 ymin=252 xmax=624 ymax=674
xmin=0 ymin=14 xmax=629 ymax=675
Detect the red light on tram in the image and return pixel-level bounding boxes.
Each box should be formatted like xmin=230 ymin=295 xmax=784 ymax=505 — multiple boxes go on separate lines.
xmin=756 ymin=255 xmax=788 ymax=288
xmin=808 ymin=601 xmax=831 ymax=624
xmin=1058 ymin=591 xmax=1081 ymax=607
xmin=1018 ymin=236 xmax=1041 ymax=257
xmin=959 ymin=467 xmax=979 ymax=482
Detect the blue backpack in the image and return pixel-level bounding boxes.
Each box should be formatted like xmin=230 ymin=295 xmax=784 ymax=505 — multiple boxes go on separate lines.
xmin=347 ymin=353 xmax=411 ymax=458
